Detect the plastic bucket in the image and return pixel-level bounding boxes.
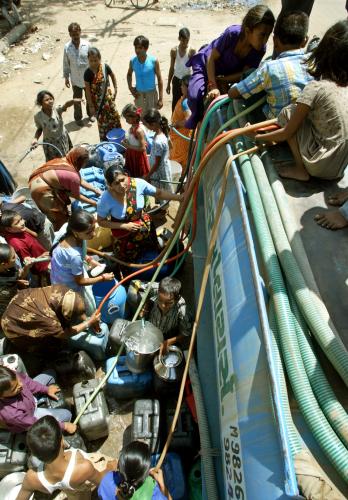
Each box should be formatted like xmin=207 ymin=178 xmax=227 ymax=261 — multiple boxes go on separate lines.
xmin=92 ymin=279 xmax=127 ymax=324
xmin=106 ymin=128 xmax=126 ymax=153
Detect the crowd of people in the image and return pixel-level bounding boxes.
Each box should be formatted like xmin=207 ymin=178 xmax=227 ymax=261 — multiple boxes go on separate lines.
xmin=0 ymin=0 xmax=348 ymax=498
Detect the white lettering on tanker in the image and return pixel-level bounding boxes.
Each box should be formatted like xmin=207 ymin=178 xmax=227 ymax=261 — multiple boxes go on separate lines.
xmin=206 ymin=191 xmax=246 ymax=500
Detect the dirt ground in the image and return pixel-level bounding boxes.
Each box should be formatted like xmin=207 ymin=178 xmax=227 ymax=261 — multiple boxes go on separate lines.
xmin=0 ymin=0 xmax=346 ymax=186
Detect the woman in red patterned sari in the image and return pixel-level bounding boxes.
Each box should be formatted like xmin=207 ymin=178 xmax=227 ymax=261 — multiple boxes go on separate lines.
xmin=97 ymin=164 xmax=182 ymax=262
xmin=84 ymin=47 xmax=121 ymax=141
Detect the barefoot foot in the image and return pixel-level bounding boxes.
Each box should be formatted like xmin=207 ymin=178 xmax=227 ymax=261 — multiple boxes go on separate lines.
xmin=314 ymin=210 xmax=348 ymax=230
xmin=278 ymin=164 xmax=310 ymax=181
xmin=328 ymin=189 xmax=348 ymax=206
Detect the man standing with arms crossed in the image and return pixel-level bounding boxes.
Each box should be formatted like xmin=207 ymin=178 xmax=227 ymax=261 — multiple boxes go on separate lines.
xmin=63 ymin=23 xmax=90 ymax=126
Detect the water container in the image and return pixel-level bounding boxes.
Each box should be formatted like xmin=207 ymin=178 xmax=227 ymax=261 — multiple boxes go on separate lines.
xmin=0 ymin=354 xmax=26 ymax=374
xmin=105 ymin=355 xmax=153 ymax=400
xmin=131 ymin=399 xmax=160 ymax=454
xmin=53 ymin=350 xmax=96 ymax=387
xmin=133 ymin=250 xmax=173 ymax=281
xmin=37 ymin=389 xmax=69 ymax=411
xmin=108 ymin=319 xmax=130 ymax=353
xmin=80 ymin=166 xmax=105 ymax=184
xmin=96 ymin=142 xmax=125 ymax=168
xmin=151 ymin=452 xmax=188 ymax=500
xmin=188 ymin=459 xmax=202 ymax=500
xmin=69 ymin=322 xmax=110 ymax=361
xmin=165 ymin=402 xmax=196 ymax=452
xmin=87 ymin=225 xmax=113 ymax=252
xmin=106 ymin=128 xmax=126 ymax=154
xmin=73 ymin=379 xmax=110 ymax=441
xmin=92 ymin=279 xmax=127 ymax=325
xmin=0 ymin=431 xmax=27 ymax=478
xmin=63 ymin=431 xmax=87 ymax=452
xmin=0 ymin=472 xmax=32 ymax=500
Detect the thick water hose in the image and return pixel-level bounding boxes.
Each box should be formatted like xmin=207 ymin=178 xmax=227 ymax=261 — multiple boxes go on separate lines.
xmin=248 ymin=151 xmax=348 ymax=387
xmin=214 ymin=96 xmax=266 ymax=137
xmin=189 ymin=357 xmax=219 ymax=500
xmin=268 ymin=299 xmax=302 ymax=457
xmin=288 ymin=291 xmax=348 ymax=448
xmin=261 ymin=152 xmax=340 ymax=337
xmin=234 ymin=136 xmax=348 ymax=482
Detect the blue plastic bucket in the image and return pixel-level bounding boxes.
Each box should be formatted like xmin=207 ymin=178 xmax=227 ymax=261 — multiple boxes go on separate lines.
xmin=92 ymin=279 xmax=127 ymax=324
xmin=106 ymin=128 xmax=126 ymax=154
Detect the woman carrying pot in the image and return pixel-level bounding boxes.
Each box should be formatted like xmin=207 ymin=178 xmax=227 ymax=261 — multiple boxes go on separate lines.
xmin=29 ymin=146 xmax=101 ymax=231
xmin=1 ymin=284 xmax=101 ymax=353
xmin=97 ymin=165 xmax=182 ymax=263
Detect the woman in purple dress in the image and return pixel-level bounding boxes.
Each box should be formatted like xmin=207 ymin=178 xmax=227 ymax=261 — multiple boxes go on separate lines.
xmin=185 ymin=4 xmax=275 ymax=128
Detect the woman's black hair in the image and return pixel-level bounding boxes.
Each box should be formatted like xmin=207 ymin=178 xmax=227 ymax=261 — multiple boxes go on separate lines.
xmin=142 ymin=109 xmax=170 ymax=137
xmin=26 ymin=416 xmax=62 ymax=463
xmin=50 ymin=210 xmax=94 ymax=256
xmin=179 ymin=27 xmax=190 ymax=39
xmin=0 ymin=366 xmax=16 ymax=397
xmin=307 ymin=20 xmax=348 ymax=86
xmin=36 ymin=90 xmax=54 ymax=106
xmin=0 ymin=243 xmax=13 ymax=264
xmin=104 ymin=164 xmax=127 ymax=186
xmin=117 ymin=441 xmax=151 ymax=500
xmin=0 ymin=209 xmax=19 ymax=229
xmin=241 ymin=4 xmax=275 ymax=38
xmin=88 ymin=47 xmax=101 ymax=59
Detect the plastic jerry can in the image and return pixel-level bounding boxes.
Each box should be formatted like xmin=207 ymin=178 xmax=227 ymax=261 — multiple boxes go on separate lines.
xmin=53 ymin=350 xmax=96 ymax=388
xmin=0 ymin=354 xmax=27 ymax=374
xmin=92 ymin=279 xmax=127 ymax=325
xmin=108 ymin=319 xmax=130 ymax=353
xmin=73 ymin=379 xmax=110 ymax=441
xmin=105 ymin=356 xmax=153 ymax=400
xmin=0 ymin=431 xmax=28 ymax=478
xmin=165 ymin=402 xmax=196 ymax=452
xmin=63 ymin=432 xmax=87 ymax=452
xmin=36 ymin=389 xmax=69 ymax=411
xmin=69 ymin=322 xmax=110 ymax=361
xmin=81 ymin=166 xmax=105 ymax=184
xmin=150 ymin=452 xmax=188 ymax=500
xmin=131 ymin=399 xmax=160 ymax=454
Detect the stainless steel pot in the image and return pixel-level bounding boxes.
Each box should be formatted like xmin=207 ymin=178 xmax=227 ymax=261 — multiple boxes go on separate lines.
xmin=153 ymin=345 xmax=184 ymax=382
xmin=124 ymin=320 xmax=163 ymax=374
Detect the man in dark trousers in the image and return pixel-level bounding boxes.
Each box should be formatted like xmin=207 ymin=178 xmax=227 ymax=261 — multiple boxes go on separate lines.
xmin=280 ymin=0 xmax=315 ymax=17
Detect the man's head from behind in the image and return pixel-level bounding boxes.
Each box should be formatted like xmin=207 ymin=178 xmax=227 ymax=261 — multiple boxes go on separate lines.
xmin=274 ymin=11 xmax=309 ymax=53
xmin=27 ymin=416 xmax=62 ymax=463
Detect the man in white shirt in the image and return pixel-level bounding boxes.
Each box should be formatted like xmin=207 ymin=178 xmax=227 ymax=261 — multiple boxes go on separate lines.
xmin=63 ymin=23 xmax=90 ymax=126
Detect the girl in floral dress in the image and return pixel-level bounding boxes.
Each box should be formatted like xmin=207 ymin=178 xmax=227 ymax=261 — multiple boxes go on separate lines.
xmin=84 ymin=47 xmax=121 ymax=141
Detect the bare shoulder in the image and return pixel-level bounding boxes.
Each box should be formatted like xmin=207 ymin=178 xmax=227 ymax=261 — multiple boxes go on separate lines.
xmin=189 ymin=47 xmax=196 ymax=57
xmin=70 ymin=457 xmax=97 ymax=485
xmin=170 ymin=47 xmax=177 ymax=57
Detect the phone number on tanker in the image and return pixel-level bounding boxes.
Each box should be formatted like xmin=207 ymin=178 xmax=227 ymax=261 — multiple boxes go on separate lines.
xmin=224 ymin=425 xmax=245 ymax=500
